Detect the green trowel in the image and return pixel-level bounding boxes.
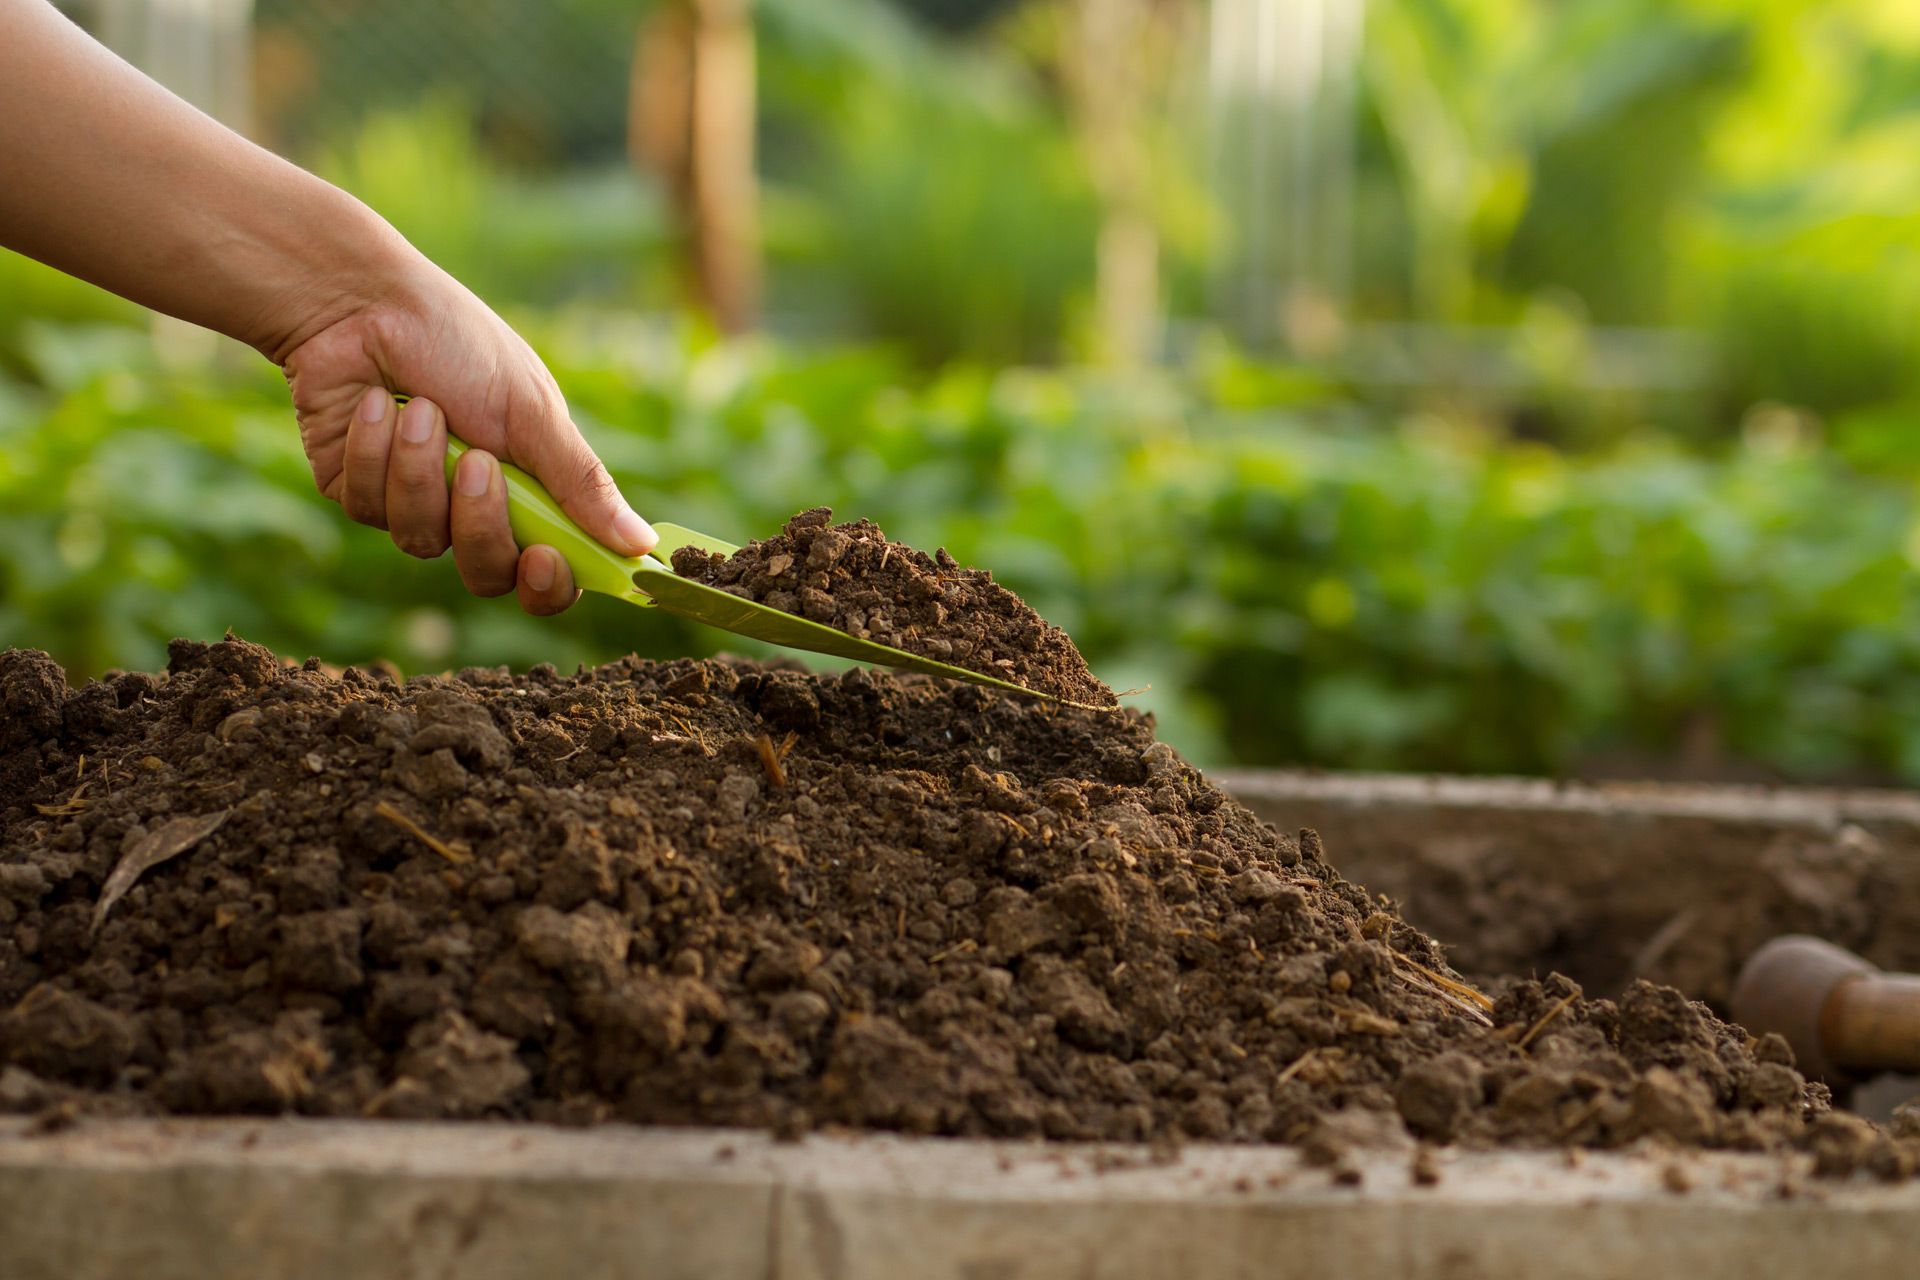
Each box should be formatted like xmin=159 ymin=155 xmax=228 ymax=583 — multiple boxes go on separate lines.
xmin=443 ymin=437 xmax=1103 ymax=709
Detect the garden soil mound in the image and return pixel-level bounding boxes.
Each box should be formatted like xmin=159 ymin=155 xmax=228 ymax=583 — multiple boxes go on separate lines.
xmin=669 ymin=507 xmax=1115 ymax=708
xmin=0 ymin=638 xmax=1911 ymax=1176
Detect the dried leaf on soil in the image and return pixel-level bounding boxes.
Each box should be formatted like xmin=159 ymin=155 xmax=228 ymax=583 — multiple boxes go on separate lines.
xmin=90 ymin=809 xmax=231 ymax=934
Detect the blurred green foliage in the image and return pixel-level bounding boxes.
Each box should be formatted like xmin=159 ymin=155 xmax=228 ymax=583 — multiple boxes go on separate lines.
xmin=255 ymin=0 xmax=639 ymax=166
xmin=252 ymin=0 xmax=1107 ymax=366
xmin=236 ymin=0 xmax=1920 ymax=425
xmin=310 ymin=96 xmax=671 ymax=311
xmin=1349 ymin=0 xmax=1920 ymax=436
xmin=10 ymin=307 xmax=1920 ymax=785
xmin=757 ymin=0 xmax=1102 ymax=364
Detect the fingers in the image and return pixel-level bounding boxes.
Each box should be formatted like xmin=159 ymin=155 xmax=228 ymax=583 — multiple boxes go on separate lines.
xmin=448 ymin=446 xmax=582 ymax=615
xmin=340 ymin=386 xmax=396 ymax=529
xmin=448 ymin=448 xmax=520 ymax=597
xmin=385 ymin=397 xmax=451 ymax=559
xmin=511 ymin=404 xmax=658 ymax=559
xmin=341 ymin=390 xmax=452 ymax=560
xmin=518 ymin=544 xmax=580 ymax=616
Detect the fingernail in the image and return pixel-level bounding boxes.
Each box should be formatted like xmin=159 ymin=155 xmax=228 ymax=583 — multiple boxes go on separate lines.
xmin=612 ymin=508 xmax=657 ymax=555
xmin=525 ymin=549 xmax=556 ymax=593
xmin=399 ymin=398 xmax=434 ymax=444
xmin=456 ymin=450 xmax=493 ymax=498
xmin=358 ymin=386 xmax=390 ymax=424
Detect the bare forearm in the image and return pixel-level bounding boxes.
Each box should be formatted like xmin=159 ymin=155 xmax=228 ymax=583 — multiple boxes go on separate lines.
xmin=0 ymin=0 xmax=417 ymax=360
xmin=0 ymin=0 xmax=655 ymax=596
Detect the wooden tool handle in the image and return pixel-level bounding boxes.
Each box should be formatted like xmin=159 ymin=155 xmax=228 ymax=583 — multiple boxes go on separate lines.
xmin=1729 ymin=934 xmax=1875 ymax=1082
xmin=1823 ymin=973 xmax=1920 ymax=1075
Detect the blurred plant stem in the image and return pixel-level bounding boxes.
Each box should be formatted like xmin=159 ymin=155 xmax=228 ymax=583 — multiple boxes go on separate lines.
xmin=1065 ymin=0 xmax=1166 ymax=368
xmin=630 ymin=0 xmax=762 ymax=333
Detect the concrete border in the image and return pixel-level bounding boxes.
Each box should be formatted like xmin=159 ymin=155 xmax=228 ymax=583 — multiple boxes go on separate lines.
xmin=3 ymin=1118 xmax=1920 ymax=1279
xmin=1214 ymin=769 xmax=1920 ymax=830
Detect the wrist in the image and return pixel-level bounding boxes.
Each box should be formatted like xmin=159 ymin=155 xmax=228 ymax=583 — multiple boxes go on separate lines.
xmin=239 ymin=184 xmax=432 ymax=366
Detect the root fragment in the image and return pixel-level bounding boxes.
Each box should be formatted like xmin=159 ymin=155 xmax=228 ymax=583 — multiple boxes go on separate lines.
xmin=374 ymin=801 xmax=471 ymax=864
xmin=1517 ymin=993 xmax=1580 ymax=1051
xmin=1275 ymin=1048 xmax=1320 ymax=1086
xmin=754 ymin=733 xmax=796 ymax=788
xmin=1390 ymin=951 xmax=1494 ymax=1017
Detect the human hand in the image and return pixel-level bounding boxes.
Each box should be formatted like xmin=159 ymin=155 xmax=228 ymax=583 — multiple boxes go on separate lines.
xmin=0 ymin=0 xmax=653 ymax=611
xmin=0 ymin=0 xmax=651 ymax=612
xmin=282 ymin=264 xmax=656 ymax=615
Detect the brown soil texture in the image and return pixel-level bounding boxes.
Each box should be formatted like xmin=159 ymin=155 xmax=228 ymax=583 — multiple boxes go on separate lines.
xmin=1 ymin=638 xmax=1913 ymax=1177
xmin=669 ymin=507 xmax=1115 ymax=708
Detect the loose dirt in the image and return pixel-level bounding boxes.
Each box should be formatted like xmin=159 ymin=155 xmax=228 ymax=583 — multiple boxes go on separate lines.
xmin=669 ymin=508 xmax=1115 ymax=708
xmin=0 ymin=638 xmax=1913 ymax=1177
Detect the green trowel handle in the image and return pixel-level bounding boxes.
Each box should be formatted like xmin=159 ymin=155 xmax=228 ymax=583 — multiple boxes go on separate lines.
xmin=443 ymin=436 xmax=650 ymax=599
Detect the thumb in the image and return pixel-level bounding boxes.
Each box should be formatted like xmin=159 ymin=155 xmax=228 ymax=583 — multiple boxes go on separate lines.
xmin=510 ymin=407 xmax=657 ymax=560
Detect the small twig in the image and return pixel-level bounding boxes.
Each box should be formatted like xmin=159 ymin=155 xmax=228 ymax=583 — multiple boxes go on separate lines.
xmin=1556 ymin=1095 xmax=1609 ymax=1141
xmin=669 ymin=713 xmax=714 ymax=757
xmin=1389 ymin=954 xmax=1493 ymax=1027
xmin=374 ymin=801 xmax=470 ymax=864
xmin=755 ymin=734 xmax=787 ymax=788
xmin=35 ymin=769 xmax=91 ymax=815
xmin=1517 ymin=993 xmax=1580 ymax=1052
xmin=929 ymin=938 xmax=978 ymax=964
xmin=1391 ymin=952 xmax=1494 ymax=1011
xmin=1275 ymin=1048 xmax=1319 ymax=1087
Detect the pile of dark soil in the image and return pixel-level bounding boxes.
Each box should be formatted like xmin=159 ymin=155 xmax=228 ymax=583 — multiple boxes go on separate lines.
xmin=0 ymin=638 xmax=1912 ymax=1178
xmin=669 ymin=507 xmax=1115 ymax=708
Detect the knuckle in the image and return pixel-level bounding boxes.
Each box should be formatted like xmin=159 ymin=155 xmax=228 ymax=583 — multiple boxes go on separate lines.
xmin=453 ymin=538 xmax=517 ymax=597
xmin=345 ymin=431 xmax=388 ymax=464
xmin=394 ymin=533 xmax=449 ymax=560
xmin=575 ymin=456 xmax=619 ymax=505
xmin=393 ymin=463 xmax=440 ymax=494
xmin=459 ymin=567 xmax=515 ymax=598
xmin=524 ymin=592 xmax=575 ymax=618
xmin=342 ymin=496 xmax=386 ymax=530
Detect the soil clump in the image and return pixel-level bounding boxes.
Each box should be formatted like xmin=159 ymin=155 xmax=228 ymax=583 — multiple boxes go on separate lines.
xmin=0 ymin=638 xmax=1911 ymax=1177
xmin=669 ymin=507 xmax=1114 ymax=708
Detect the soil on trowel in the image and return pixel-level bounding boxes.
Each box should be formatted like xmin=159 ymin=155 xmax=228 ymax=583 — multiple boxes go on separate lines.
xmin=668 ymin=507 xmax=1115 ymax=708
xmin=1 ymin=637 xmax=1913 ymax=1179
